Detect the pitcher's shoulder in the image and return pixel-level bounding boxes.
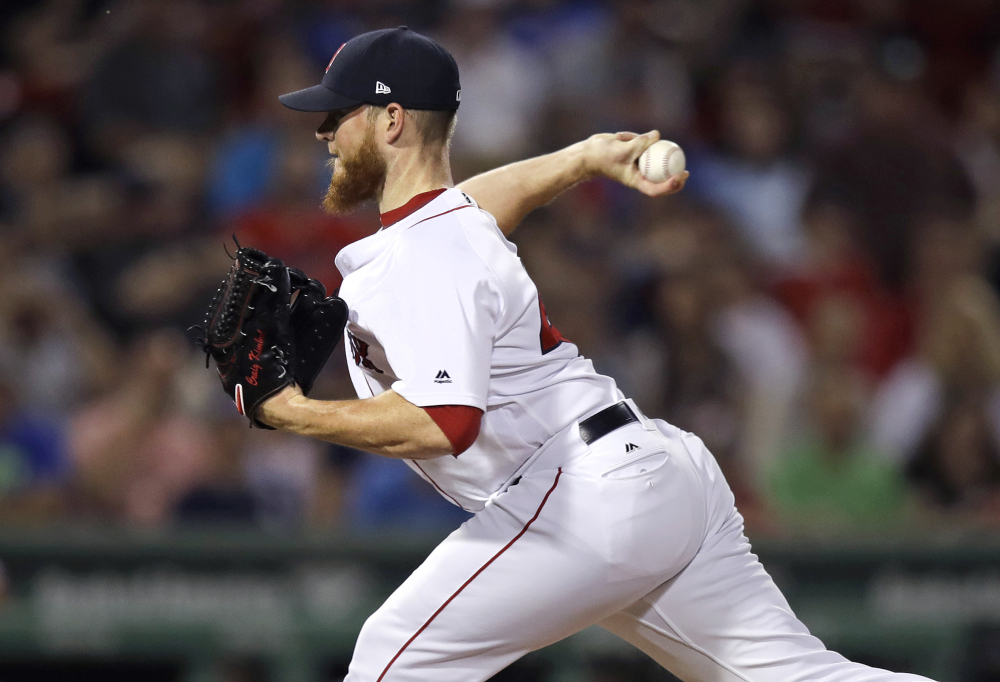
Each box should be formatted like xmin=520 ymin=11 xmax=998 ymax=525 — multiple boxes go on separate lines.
xmin=404 ymin=196 xmax=508 ymax=251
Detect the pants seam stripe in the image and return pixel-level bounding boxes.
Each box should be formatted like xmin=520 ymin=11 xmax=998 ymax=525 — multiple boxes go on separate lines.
xmin=375 ymin=467 xmax=563 ymax=682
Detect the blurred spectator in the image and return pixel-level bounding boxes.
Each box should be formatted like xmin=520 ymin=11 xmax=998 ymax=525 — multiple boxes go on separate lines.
xmin=627 ymin=204 xmax=739 ymax=442
xmin=810 ymin=70 xmax=975 ymax=292
xmin=599 ymin=1 xmax=696 ymax=137
xmin=82 ymin=0 xmax=219 ymax=159
xmin=243 ymin=428 xmax=327 ymax=529
xmin=869 ymin=218 xmax=1000 ymax=466
xmin=173 ymin=414 xmax=258 ymax=527
xmin=907 ymin=394 xmax=1000 ymax=527
xmin=206 ymin=33 xmax=322 ymax=218
xmin=773 ymin=196 xmax=913 ymax=379
xmin=346 ymin=454 xmax=472 ymax=531
xmin=957 ymin=81 xmax=1000 ymax=229
xmin=0 ymin=271 xmax=117 ymax=414
xmin=769 ymin=365 xmax=910 ymax=533
xmin=688 ymin=67 xmax=811 ymax=268
xmin=6 ymin=0 xmax=104 ymax=118
xmin=707 ymin=230 xmax=807 ymax=489
xmin=620 ymin=203 xmax=805 ymax=507
xmin=441 ymin=4 xmax=550 ymax=170
xmin=512 ymin=192 xmax=617 ymax=371
xmin=0 ymin=115 xmax=95 ymax=252
xmin=0 ymin=377 xmax=69 ymax=524
xmin=0 ymin=114 xmax=131 ymax=284
xmin=508 ymin=0 xmax=613 ymax=106
xmin=309 ymin=443 xmax=363 ymax=528
xmin=0 ymin=116 xmax=70 ymax=222
xmin=229 ymin=133 xmax=373 ymax=292
xmin=955 ymin=80 xmax=1000 ymax=293
xmin=69 ymin=330 xmax=216 ymax=524
xmin=174 ymin=416 xmax=329 ymax=530
xmin=69 ymin=132 xmax=229 ymax=340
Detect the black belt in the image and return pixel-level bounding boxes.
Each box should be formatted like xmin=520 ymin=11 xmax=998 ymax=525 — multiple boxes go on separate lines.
xmin=578 ymin=401 xmax=639 ymax=444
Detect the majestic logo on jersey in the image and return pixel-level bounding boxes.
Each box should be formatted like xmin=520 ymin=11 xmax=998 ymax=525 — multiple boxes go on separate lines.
xmin=326 ymin=43 xmax=346 ymax=73
xmin=375 ymin=81 xmax=391 ymax=94
xmin=434 ymin=370 xmax=452 ymax=384
xmin=349 ymin=332 xmax=384 ymax=374
xmin=625 ymin=443 xmax=640 ymax=453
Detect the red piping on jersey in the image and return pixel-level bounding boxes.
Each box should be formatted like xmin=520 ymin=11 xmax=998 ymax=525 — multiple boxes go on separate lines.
xmin=380 ymin=188 xmax=448 ymax=227
xmin=375 ymin=468 xmax=563 ymax=682
xmin=409 ymin=204 xmax=474 ymax=228
xmin=423 ymin=405 xmax=483 ymax=456
xmin=411 ymin=460 xmax=467 ymax=510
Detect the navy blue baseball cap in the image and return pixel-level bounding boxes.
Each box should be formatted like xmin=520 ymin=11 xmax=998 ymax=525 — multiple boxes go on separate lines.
xmin=279 ymin=27 xmax=461 ymax=113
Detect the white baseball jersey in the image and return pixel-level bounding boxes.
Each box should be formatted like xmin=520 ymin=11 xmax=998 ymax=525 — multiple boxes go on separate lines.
xmin=334 ymin=188 xmax=936 ymax=682
xmin=336 ymin=187 xmax=622 ymax=511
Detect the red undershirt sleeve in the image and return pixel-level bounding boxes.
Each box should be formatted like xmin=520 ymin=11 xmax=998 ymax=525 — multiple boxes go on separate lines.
xmin=423 ymin=405 xmax=484 ymax=455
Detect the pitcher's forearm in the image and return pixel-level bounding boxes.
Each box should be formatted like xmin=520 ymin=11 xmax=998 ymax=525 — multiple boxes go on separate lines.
xmin=459 ymin=132 xmax=687 ymax=237
xmin=260 ymin=388 xmax=453 ymax=459
xmin=458 ymin=141 xmax=593 ymax=236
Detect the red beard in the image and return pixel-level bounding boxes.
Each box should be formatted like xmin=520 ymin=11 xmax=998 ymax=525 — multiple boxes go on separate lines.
xmin=322 ymin=125 xmax=387 ymax=215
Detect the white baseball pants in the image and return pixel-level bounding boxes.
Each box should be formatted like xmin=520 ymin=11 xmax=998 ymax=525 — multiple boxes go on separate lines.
xmin=344 ymin=416 xmax=934 ymax=682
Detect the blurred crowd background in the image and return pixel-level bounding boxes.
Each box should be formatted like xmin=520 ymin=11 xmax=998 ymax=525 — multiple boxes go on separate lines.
xmin=0 ymin=0 xmax=999 ymax=538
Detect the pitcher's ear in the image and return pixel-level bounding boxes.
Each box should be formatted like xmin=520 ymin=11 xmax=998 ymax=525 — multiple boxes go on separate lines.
xmin=384 ymin=103 xmax=405 ymax=144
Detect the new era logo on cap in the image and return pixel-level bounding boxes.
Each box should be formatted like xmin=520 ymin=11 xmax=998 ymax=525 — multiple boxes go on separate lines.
xmin=375 ymin=81 xmax=391 ymax=95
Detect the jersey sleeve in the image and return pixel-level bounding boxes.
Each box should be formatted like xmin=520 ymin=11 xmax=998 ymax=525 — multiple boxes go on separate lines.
xmin=423 ymin=405 xmax=483 ymax=454
xmin=368 ymin=225 xmax=503 ymax=410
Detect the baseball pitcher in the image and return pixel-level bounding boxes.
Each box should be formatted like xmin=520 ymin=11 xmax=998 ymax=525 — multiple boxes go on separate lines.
xmin=198 ymin=27 xmax=934 ymax=682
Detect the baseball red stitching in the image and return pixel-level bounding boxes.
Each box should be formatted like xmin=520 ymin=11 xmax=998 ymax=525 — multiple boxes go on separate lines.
xmin=641 ymin=144 xmax=677 ymax=181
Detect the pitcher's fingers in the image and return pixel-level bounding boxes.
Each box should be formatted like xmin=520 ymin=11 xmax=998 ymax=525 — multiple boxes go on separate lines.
xmin=664 ymin=171 xmax=689 ymax=194
xmin=626 ymin=130 xmax=661 ymax=162
xmin=633 ymin=177 xmax=672 ymax=197
xmin=635 ymin=171 xmax=689 ymax=197
xmin=669 ymin=172 xmax=690 ymax=193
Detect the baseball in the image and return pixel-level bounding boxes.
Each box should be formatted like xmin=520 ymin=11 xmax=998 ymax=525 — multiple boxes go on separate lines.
xmin=638 ymin=140 xmax=686 ymax=183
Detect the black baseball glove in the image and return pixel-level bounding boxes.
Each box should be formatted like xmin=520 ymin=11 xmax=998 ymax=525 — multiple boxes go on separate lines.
xmin=287 ymin=267 xmax=349 ymax=396
xmin=194 ymin=244 xmax=295 ymax=428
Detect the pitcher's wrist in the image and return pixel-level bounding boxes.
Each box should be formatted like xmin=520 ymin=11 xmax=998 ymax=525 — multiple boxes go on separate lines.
xmin=258 ymin=386 xmax=306 ymax=429
xmin=576 ymin=137 xmax=602 ymax=181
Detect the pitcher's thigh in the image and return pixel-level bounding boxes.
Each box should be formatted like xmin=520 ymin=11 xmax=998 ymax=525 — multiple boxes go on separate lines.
xmin=601 ymin=511 xmax=935 ymax=682
xmin=344 ymin=469 xmax=650 ymax=682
